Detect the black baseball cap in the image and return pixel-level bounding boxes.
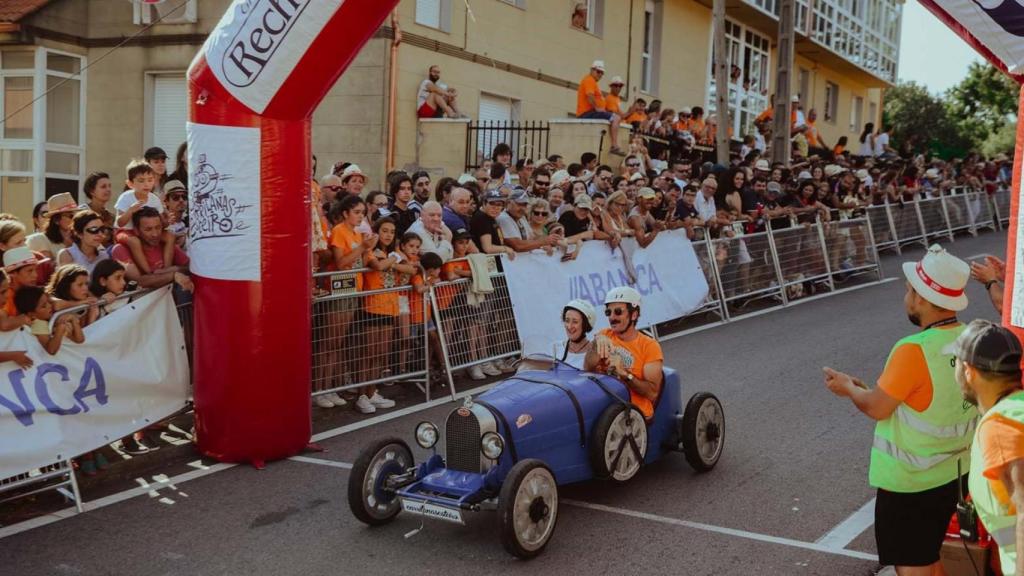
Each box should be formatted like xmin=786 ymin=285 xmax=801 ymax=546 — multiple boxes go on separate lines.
xmin=453 ymin=228 xmax=472 ymax=241
xmin=949 ymin=320 xmax=1023 ymax=374
xmin=144 ymin=146 xmax=168 ymax=160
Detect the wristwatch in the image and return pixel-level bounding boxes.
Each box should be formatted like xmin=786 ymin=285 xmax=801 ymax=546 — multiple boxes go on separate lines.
xmin=625 ymin=373 xmax=635 ymax=383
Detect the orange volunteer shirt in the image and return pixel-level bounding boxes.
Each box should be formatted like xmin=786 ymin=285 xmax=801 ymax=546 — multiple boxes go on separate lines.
xmin=362 ymin=255 xmax=399 ymax=318
xmin=438 ymin=260 xmax=470 ymax=310
xmin=624 ymin=111 xmax=647 ymax=124
xmin=977 ymin=413 xmax=1024 ymax=508
xmin=408 ymin=274 xmax=431 ymax=324
xmin=605 ymin=93 xmax=622 ymax=115
xmin=329 ymin=224 xmax=370 ymax=291
xmin=577 ymin=74 xmax=605 ymax=117
xmin=876 ymin=326 xmax=964 ymax=411
xmin=598 ymin=328 xmax=664 ymax=419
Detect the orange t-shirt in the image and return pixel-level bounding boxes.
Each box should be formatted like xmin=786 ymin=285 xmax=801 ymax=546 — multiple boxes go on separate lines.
xmin=4 ymin=288 xmax=16 ymax=317
xmin=599 ymin=328 xmax=663 ymax=418
xmin=362 ymin=259 xmax=400 ymax=317
xmin=833 ymin=144 xmax=846 ymax=156
xmin=755 ymin=108 xmax=773 ymax=124
xmin=624 ymin=111 xmax=647 ymax=124
xmin=977 ymin=413 xmax=1024 ymax=508
xmin=605 ymin=93 xmax=622 ymax=115
xmin=408 ymin=274 xmax=431 ymax=324
xmin=576 ymin=74 xmax=605 ymax=117
xmin=875 ymin=329 xmax=968 ymax=412
xmin=805 ymin=120 xmax=820 ymax=147
xmin=438 ymin=260 xmax=470 ymax=310
xmin=329 ymin=224 xmax=371 ymax=291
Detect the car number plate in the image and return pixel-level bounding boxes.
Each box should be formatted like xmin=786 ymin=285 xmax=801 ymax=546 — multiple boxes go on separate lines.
xmin=400 ymin=499 xmax=464 ymax=525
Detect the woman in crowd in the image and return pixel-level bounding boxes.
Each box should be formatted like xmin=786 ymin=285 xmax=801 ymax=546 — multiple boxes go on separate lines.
xmin=857 ymin=123 xmax=875 ymax=157
xmin=810 ymin=165 xmax=825 ymax=183
xmin=560 ymin=299 xmax=596 ymax=369
xmin=0 ymin=219 xmax=27 ymax=259
xmin=434 ymin=176 xmax=456 ymax=203
xmin=365 ymin=190 xmax=389 ymax=223
xmin=27 ymin=194 xmax=77 ymax=258
xmin=31 ymin=201 xmax=47 ymax=234
xmin=57 ymin=211 xmax=110 ymax=274
xmin=602 ymin=190 xmax=635 ymax=248
xmin=611 ymin=176 xmax=628 ymax=195
xmin=81 ymin=172 xmax=115 ymax=232
xmin=168 ymin=142 xmax=189 ymax=188
xmin=716 ymin=168 xmax=748 ymax=221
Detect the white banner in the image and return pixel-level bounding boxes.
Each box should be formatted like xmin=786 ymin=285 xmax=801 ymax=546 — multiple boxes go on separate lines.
xmin=930 ymin=0 xmax=1024 ymax=74
xmin=0 ymin=289 xmax=189 ymax=479
xmin=503 ymin=231 xmax=709 ymax=356
xmin=187 ymin=122 xmax=261 ymax=281
xmin=200 ymin=0 xmax=344 ymax=113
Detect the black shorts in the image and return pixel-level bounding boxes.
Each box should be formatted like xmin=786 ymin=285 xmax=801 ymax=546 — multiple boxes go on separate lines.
xmin=359 ymin=310 xmax=396 ymax=328
xmin=875 ymin=477 xmax=963 ymax=566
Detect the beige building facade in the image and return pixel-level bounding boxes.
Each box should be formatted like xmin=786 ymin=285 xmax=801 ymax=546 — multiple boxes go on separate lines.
xmin=0 ymin=0 xmax=900 ymax=224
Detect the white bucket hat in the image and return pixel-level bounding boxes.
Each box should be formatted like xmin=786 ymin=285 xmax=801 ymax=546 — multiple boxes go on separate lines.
xmin=902 ymin=244 xmax=970 ymax=312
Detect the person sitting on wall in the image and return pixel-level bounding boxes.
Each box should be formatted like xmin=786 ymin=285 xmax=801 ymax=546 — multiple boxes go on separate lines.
xmin=576 ymin=60 xmax=625 ymax=156
xmin=417 ymin=65 xmax=462 ymax=119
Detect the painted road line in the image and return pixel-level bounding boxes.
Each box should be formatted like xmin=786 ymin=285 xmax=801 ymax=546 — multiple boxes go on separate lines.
xmin=288 ymin=455 xmax=353 ymax=469
xmin=0 ymin=462 xmax=235 ymax=540
xmin=564 ymin=499 xmax=879 ymax=562
xmin=815 ymin=498 xmax=876 ymax=550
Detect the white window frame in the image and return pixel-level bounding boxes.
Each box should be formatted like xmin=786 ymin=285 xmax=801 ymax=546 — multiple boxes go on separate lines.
xmin=850 ymin=95 xmax=863 ymax=132
xmin=133 ymin=0 xmax=198 ymax=25
xmin=415 ymin=0 xmax=452 ymax=33
xmin=0 ymin=47 xmax=86 ymax=211
xmin=707 ymin=19 xmax=770 ymax=138
xmin=575 ymin=0 xmax=605 ymax=37
xmin=824 ymin=81 xmax=838 ymax=123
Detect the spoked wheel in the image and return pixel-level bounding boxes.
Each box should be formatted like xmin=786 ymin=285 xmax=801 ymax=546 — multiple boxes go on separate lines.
xmin=347 ymin=437 xmax=414 ymax=525
xmin=498 ymin=459 xmax=559 ymax=559
xmin=590 ymin=404 xmax=648 ymax=483
xmin=682 ymin=392 xmax=725 ymax=472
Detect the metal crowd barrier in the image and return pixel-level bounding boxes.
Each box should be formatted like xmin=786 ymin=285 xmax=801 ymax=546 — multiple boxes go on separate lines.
xmin=993 ymin=187 xmax=1012 ymax=227
xmin=0 ymin=459 xmax=83 ymax=515
xmin=862 ymin=190 xmax=998 ymax=255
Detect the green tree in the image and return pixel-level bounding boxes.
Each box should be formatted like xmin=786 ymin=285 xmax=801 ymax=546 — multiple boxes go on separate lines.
xmin=946 ymin=62 xmax=1019 ymax=139
xmin=883 ymin=81 xmax=969 ymax=157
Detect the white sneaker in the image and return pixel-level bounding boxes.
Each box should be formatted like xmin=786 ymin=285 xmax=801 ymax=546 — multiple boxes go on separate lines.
xmin=468 ymin=365 xmax=486 ymax=380
xmin=481 ymin=362 xmax=502 ymax=377
xmin=355 ymin=395 xmax=376 ymax=414
xmin=325 ymin=392 xmax=346 ymax=406
xmin=369 ymin=393 xmax=396 ymax=409
xmin=314 ymin=395 xmax=335 ymax=409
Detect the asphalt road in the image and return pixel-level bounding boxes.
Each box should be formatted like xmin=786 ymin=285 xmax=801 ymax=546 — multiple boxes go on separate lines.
xmin=0 ymin=230 xmax=1008 ymax=576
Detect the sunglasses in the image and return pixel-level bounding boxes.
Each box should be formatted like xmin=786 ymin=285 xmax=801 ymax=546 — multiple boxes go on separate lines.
xmin=324 ymin=185 xmax=344 ymax=192
xmin=604 ymin=307 xmax=628 ymax=317
xmin=626 ymin=162 xmax=641 ymax=168
xmin=532 ymin=211 xmax=549 ymax=217
xmin=168 ymin=194 xmax=187 ymax=201
xmin=85 ymin=226 xmax=112 ymax=234
xmin=535 ymin=181 xmax=550 ymax=186
xmin=487 ymin=201 xmax=505 ymax=206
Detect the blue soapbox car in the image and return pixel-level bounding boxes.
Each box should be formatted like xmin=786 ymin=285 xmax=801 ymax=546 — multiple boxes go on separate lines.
xmin=347 ymin=361 xmax=724 ymax=558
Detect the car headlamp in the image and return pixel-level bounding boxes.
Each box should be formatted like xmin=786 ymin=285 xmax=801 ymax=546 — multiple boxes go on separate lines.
xmin=415 ymin=421 xmax=439 ymax=449
xmin=480 ymin=431 xmax=505 ymax=460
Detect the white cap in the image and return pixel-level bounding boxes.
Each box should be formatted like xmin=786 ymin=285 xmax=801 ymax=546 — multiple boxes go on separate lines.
xmin=791 ymin=95 xmax=801 ymax=103
xmin=592 ymin=60 xmax=606 ymax=72
xmin=824 ymin=164 xmax=846 ymax=177
xmin=457 ymin=173 xmax=476 ymax=185
xmin=551 ymin=170 xmax=571 ymax=187
xmin=679 ymin=107 xmax=692 ymax=115
xmin=902 ymin=244 xmax=969 ymax=311
xmin=754 ymin=159 xmax=770 ymax=171
xmin=341 ymin=164 xmax=365 ymax=183
xmin=797 ymin=171 xmax=812 ymax=180
xmin=855 ymin=169 xmax=870 ymax=179
xmin=924 ymin=168 xmax=940 ymax=179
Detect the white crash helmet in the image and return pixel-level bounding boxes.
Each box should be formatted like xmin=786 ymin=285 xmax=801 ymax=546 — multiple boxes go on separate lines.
xmin=604 ymin=286 xmax=642 ymax=307
xmin=563 ymin=299 xmax=597 ymax=333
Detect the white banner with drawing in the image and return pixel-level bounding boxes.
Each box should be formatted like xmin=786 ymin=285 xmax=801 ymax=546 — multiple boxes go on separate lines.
xmin=0 ymin=289 xmax=189 ymax=479
xmin=502 ymin=230 xmax=710 ymax=357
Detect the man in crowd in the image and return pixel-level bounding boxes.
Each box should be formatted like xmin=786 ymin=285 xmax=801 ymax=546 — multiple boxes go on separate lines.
xmin=417 ymin=65 xmax=461 ymax=119
xmin=471 ymin=189 xmax=516 ymax=260
xmin=443 ymin=186 xmax=475 ymax=238
xmin=320 ymin=174 xmax=344 ymax=205
xmin=589 ymin=165 xmax=614 ymax=197
xmin=805 ymin=108 xmax=829 ymax=156
xmin=112 ymin=207 xmax=192 ymax=291
xmin=695 ymin=177 xmax=726 ymax=233
xmin=576 ymin=60 xmax=624 ymax=155
xmin=408 ymin=201 xmax=453 ymax=262
xmin=497 ymin=189 xmax=559 ymax=253
xmin=409 ymin=170 xmax=432 ymax=214
xmin=671 ymin=158 xmax=692 ymax=190
xmin=529 ymin=167 xmax=551 ymax=199
xmin=515 ymin=158 xmax=534 ymax=188
xmin=163 ymin=180 xmax=188 ymax=250
xmin=605 ymin=76 xmax=625 ymax=115
xmin=954 ymin=320 xmax=1024 ymax=576
xmin=824 ymin=246 xmax=976 ymax=576
xmin=340 ymin=164 xmax=366 ymax=197
xmin=547 ymin=154 xmax=566 ymax=171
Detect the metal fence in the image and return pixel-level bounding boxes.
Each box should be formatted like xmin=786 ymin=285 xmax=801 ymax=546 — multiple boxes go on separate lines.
xmin=465 ymin=121 xmax=550 ymax=172
xmin=993 ymin=187 xmax=1012 ymax=227
xmin=863 ymin=190 xmax=998 ymax=255
xmin=0 ymin=460 xmax=82 ymax=514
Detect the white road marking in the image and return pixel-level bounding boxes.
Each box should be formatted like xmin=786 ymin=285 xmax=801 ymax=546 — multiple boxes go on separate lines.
xmin=288 ymin=455 xmax=352 ymax=469
xmin=0 ymin=462 xmax=235 ymax=540
xmin=815 ymin=498 xmax=876 ymax=550
xmin=563 ymin=499 xmax=878 ymax=562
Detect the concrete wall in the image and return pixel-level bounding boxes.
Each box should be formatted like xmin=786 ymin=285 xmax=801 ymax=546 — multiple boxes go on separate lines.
xmin=416 ymin=119 xmax=470 ymax=179
xmin=791 ymin=54 xmax=883 ymax=149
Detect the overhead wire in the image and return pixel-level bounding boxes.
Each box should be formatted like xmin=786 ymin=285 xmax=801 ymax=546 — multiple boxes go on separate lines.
xmin=0 ymin=0 xmax=193 ymax=127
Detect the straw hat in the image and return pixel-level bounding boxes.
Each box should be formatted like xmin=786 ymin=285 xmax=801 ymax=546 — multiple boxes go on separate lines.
xmin=3 ymin=246 xmax=39 ymax=272
xmin=902 ymin=244 xmax=969 ymax=312
xmin=46 ymin=192 xmax=78 ymax=215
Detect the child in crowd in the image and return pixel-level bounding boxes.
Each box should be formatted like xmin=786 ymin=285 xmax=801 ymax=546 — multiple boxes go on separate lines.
xmin=47 ymin=264 xmax=100 ymax=327
xmin=409 ymin=252 xmax=445 ymax=385
xmin=0 ymin=269 xmax=29 ymax=331
xmin=114 ymin=159 xmax=174 ymax=275
xmin=394 ymin=232 xmax=423 ymax=372
xmin=14 ymin=285 xmax=83 ymax=355
xmin=442 ymin=229 xmax=495 ymax=380
xmin=89 ymin=259 xmax=130 ymax=317
xmin=3 ymin=246 xmax=40 ymax=317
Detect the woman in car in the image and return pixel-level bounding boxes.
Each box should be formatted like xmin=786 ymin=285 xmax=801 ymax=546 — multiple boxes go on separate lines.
xmin=560 ymin=299 xmax=596 ymax=369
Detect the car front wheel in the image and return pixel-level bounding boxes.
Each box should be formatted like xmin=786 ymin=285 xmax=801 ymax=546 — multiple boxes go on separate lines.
xmin=498 ymin=459 xmax=559 ymax=559
xmin=347 ymin=437 xmax=414 ymax=526
xmin=682 ymin=392 xmax=725 ymax=472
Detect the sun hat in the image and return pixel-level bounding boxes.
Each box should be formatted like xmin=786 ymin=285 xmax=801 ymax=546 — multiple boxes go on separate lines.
xmin=948 ymin=319 xmax=1022 ymax=374
xmin=609 ymin=76 xmax=624 ymax=86
xmin=574 ymin=194 xmax=594 ymax=211
xmin=791 ymin=95 xmax=801 ymax=103
xmin=3 ymin=246 xmax=39 ymax=272
xmin=638 ymin=187 xmax=657 ymax=200
xmin=164 ymin=180 xmax=187 ymax=195
xmin=824 ymin=164 xmax=846 ymax=178
xmin=457 ymin=173 xmax=476 ymax=185
xmin=46 ymin=193 xmax=78 ymax=215
xmin=902 ymin=244 xmax=969 ymax=312
xmin=855 ymin=169 xmax=870 ymax=180
xmin=754 ymin=159 xmax=770 ymax=171
xmin=551 ymin=170 xmax=572 ymax=188
xmin=591 ymin=60 xmax=606 ymax=72
xmin=797 ymin=171 xmax=812 ymax=180
xmin=340 ymin=164 xmax=365 ymax=183
xmin=766 ymin=182 xmax=782 ymax=195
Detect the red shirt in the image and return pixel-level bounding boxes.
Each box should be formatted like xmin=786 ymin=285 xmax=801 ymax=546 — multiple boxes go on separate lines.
xmin=111 ymin=242 xmax=188 ymax=272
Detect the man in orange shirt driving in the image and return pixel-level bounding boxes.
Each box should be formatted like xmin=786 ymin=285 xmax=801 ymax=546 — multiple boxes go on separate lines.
xmin=585 ymin=286 xmax=663 ymax=420
xmin=577 ymin=60 xmax=625 ymax=156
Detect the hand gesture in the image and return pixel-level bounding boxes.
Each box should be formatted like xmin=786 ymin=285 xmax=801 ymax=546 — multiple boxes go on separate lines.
xmin=361 ymin=233 xmax=379 ymax=251
xmin=971 ymin=259 xmax=1002 ymax=284
xmin=10 ymin=351 xmax=32 ymax=369
xmin=174 ymin=271 xmax=195 ymax=293
xmin=823 ymin=367 xmax=855 ymax=398
xmin=594 ymin=334 xmax=613 ymax=360
xmin=130 ymin=199 xmax=147 ymax=212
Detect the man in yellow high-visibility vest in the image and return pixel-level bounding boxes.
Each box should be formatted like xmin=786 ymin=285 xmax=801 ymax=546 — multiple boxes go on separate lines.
xmin=953 ymin=320 xmax=1024 ymax=575
xmin=825 ymin=245 xmax=977 ymax=575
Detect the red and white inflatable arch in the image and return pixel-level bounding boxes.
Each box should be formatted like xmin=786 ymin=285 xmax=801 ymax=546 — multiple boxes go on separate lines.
xmin=187 ymin=0 xmax=399 ymax=464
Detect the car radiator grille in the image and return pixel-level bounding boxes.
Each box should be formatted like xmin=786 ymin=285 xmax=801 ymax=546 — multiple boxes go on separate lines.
xmin=445 ymin=410 xmax=481 ymax=473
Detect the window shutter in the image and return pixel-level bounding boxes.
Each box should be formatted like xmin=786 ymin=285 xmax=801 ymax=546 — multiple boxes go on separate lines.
xmin=152 ymin=75 xmax=188 ymax=159
xmin=477 ymin=94 xmax=513 ymax=161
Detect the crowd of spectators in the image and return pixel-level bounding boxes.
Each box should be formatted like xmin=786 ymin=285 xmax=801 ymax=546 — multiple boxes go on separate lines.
xmin=0 ymin=146 xmax=194 ymax=476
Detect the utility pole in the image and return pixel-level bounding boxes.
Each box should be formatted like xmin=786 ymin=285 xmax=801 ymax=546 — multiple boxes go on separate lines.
xmin=712 ymin=0 xmax=730 ymax=165
xmin=771 ymin=0 xmax=795 ymax=164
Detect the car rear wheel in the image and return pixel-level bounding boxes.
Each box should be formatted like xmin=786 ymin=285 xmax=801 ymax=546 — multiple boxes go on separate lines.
xmin=682 ymin=392 xmax=724 ymax=472
xmin=498 ymin=459 xmax=558 ymax=559
xmin=591 ymin=403 xmax=648 ymax=483
xmin=347 ymin=437 xmax=414 ymax=526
